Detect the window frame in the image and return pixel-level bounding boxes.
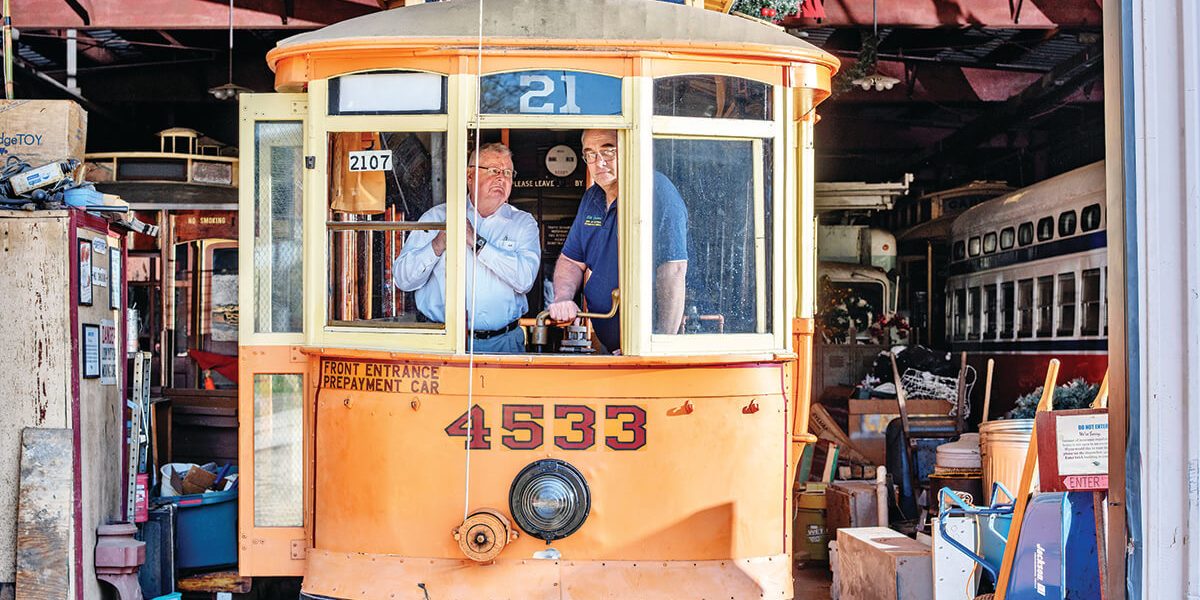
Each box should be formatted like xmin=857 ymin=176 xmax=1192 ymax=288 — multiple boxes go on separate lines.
xmin=314 ymin=79 xmax=459 ymax=352
xmin=1081 ymin=268 xmax=1102 ymax=336
xmin=1057 ymin=272 xmax=1077 ymax=337
xmin=239 ymin=93 xmax=309 ymax=348
xmin=1037 ymin=216 xmax=1055 ymax=242
xmin=983 ymin=232 xmax=998 ymax=254
xmin=954 ymin=287 xmax=967 ymax=341
xmin=1017 ymin=278 xmax=1034 ymax=338
xmin=1001 ymin=280 xmax=1015 ymax=338
xmin=983 ymin=283 xmax=998 ymax=339
xmin=968 ymin=286 xmax=982 ymax=340
xmin=1000 ymin=227 xmax=1015 ymax=250
xmin=968 ymin=236 xmax=982 ymax=257
xmin=1058 ymin=210 xmax=1078 ymax=237
xmin=643 ymin=71 xmax=787 ymax=355
xmin=1081 ymin=203 xmax=1103 ymax=232
xmin=1036 ymin=274 xmax=1054 ymax=337
xmin=953 ymin=240 xmax=966 ymax=261
xmin=1018 ymin=222 xmax=1035 ymax=246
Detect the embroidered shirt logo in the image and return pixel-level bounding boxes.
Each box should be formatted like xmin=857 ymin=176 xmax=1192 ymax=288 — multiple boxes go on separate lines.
xmin=584 ymin=215 xmax=604 ymax=227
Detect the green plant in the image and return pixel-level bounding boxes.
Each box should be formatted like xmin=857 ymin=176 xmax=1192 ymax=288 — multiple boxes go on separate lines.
xmin=831 ymin=34 xmax=881 ymax=96
xmin=731 ymin=0 xmax=800 ymax=19
xmin=1005 ymin=377 xmax=1099 ymax=420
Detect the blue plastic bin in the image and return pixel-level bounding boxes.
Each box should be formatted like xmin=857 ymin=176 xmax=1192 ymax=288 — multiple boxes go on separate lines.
xmin=161 ymin=489 xmax=237 ymax=569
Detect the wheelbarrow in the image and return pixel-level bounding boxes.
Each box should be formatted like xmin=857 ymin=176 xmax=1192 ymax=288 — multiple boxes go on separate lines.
xmin=938 ymin=486 xmax=1103 ymax=599
xmin=936 ymin=483 xmax=1016 ymax=591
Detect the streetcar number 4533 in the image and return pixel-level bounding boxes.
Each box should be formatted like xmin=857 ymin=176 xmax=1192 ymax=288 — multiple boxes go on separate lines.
xmin=445 ymin=404 xmax=647 ymax=451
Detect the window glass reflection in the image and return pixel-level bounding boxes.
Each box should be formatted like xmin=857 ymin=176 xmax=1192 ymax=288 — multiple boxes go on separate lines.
xmin=653 ymin=137 xmax=772 ymax=336
xmin=653 ymin=75 xmax=773 ymax=120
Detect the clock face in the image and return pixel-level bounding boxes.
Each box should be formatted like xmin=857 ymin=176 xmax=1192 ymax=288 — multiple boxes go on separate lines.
xmin=545 ymin=145 xmax=578 ymax=178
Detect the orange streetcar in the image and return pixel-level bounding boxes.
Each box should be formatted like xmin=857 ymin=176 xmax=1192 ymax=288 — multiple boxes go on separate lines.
xmin=237 ymin=1 xmax=837 ymax=597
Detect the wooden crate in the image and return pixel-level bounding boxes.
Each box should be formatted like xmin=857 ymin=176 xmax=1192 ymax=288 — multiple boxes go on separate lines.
xmin=836 ymin=527 xmax=933 ymax=600
xmin=827 ymin=481 xmax=880 ymax=532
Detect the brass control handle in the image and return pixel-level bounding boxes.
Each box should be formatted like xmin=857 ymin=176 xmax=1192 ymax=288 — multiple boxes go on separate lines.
xmin=536 ymin=289 xmax=621 ymax=328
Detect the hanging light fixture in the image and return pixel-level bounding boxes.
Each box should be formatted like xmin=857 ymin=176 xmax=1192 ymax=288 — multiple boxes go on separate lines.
xmin=850 ymin=0 xmax=900 ymax=92
xmin=208 ymin=0 xmax=251 ymax=100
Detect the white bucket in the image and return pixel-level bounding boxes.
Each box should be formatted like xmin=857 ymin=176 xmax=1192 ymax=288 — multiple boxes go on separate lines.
xmin=979 ymin=419 xmax=1035 ymax=497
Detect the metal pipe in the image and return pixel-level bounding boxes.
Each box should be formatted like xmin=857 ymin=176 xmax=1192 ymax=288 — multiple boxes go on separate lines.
xmin=926 ymin=240 xmax=933 ymax=345
xmin=66 ymin=28 xmax=77 ymax=93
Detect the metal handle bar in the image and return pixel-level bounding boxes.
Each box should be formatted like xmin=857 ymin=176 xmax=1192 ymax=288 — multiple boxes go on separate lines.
xmin=535 ymin=289 xmax=621 ymax=328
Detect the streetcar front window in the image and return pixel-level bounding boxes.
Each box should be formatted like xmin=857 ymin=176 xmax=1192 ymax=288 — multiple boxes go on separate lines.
xmin=653 ymin=136 xmax=771 ymax=335
xmin=326 ymin=131 xmax=447 ymax=329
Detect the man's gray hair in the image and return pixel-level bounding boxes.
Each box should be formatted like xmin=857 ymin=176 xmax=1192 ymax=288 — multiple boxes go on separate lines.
xmin=468 ymin=142 xmax=513 ymax=166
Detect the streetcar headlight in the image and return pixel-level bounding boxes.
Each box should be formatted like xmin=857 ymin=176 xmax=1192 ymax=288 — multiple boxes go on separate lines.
xmin=508 ymin=459 xmax=590 ymax=542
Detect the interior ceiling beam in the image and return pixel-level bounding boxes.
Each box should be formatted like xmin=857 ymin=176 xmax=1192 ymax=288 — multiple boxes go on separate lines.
xmin=898 ymin=46 xmax=1103 ymax=171
xmin=830 ymin=59 xmax=1079 ymax=103
xmin=786 ymin=0 xmax=1101 ymax=29
xmin=9 ymin=0 xmax=378 ymax=29
xmin=62 ymin=0 xmax=89 ymax=25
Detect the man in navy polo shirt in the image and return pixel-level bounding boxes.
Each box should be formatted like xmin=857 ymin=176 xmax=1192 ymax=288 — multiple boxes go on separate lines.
xmin=548 ymin=129 xmax=688 ymax=353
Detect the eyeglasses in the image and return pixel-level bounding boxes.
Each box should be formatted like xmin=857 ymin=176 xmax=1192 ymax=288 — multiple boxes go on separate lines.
xmin=581 ymin=147 xmax=618 ymax=164
xmin=468 ymin=165 xmax=517 ymax=179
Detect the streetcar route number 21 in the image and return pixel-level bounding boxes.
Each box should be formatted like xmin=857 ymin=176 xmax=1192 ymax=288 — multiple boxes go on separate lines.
xmin=519 ymin=74 xmax=581 ymax=114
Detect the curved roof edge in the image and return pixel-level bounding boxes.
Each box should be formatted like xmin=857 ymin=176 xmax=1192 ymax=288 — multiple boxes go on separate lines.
xmin=272 ymin=0 xmax=838 ymax=69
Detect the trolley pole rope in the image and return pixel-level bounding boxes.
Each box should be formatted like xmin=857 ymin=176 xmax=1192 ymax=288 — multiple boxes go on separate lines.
xmin=463 ymin=0 xmax=485 ymax=522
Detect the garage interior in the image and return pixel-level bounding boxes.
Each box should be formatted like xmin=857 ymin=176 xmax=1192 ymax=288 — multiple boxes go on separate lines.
xmin=0 ymin=1 xmax=1119 ymax=599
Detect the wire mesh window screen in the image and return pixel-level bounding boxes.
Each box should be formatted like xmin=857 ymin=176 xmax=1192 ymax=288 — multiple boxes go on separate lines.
xmin=253 ymin=122 xmax=304 ymax=333
xmin=253 ymin=373 xmax=304 ymax=527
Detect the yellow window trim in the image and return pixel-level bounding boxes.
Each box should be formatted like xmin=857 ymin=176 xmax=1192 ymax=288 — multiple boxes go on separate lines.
xmin=239 ymin=93 xmax=308 ymax=347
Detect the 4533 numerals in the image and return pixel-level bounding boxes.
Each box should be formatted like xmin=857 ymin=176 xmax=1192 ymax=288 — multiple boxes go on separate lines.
xmin=444 ymin=404 xmax=647 ymax=451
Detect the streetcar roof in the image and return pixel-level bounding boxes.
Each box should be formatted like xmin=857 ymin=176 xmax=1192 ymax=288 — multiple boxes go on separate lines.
xmin=273 ymin=0 xmax=837 ymax=68
xmin=950 ymin=161 xmax=1105 ymax=240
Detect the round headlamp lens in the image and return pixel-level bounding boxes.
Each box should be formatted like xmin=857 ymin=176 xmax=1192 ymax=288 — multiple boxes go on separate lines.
xmin=525 ymin=476 xmax=575 ymax=528
xmin=509 ymin=459 xmax=590 ymax=542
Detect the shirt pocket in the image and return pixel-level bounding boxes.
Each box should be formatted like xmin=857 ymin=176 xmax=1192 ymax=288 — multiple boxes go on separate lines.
xmin=497 ymin=239 xmax=517 ymax=251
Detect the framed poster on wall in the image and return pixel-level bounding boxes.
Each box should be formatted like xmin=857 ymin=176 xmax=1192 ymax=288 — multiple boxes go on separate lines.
xmin=82 ymin=323 xmax=100 ymax=378
xmin=78 ymin=239 xmax=93 ymax=306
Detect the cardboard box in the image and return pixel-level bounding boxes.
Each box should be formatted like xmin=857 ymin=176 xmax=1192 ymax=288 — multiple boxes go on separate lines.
xmin=848 ymin=398 xmax=951 ymax=465
xmin=0 ymin=100 xmax=88 ymax=167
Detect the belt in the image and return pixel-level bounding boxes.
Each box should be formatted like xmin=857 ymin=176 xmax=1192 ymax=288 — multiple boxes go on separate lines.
xmin=471 ymin=319 xmax=520 ymax=340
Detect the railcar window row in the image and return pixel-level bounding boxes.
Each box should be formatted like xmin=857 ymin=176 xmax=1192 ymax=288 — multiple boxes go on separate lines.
xmin=947 ymin=264 xmax=1106 ymax=342
xmin=950 ymin=202 xmax=1103 ymax=262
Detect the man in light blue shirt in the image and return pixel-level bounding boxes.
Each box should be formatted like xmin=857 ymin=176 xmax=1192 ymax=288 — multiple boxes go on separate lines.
xmin=393 ymin=143 xmax=540 ymax=353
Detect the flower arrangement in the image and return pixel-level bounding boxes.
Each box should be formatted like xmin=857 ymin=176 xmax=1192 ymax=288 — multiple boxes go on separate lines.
xmin=816 ymin=276 xmax=876 ymax=343
xmin=731 ymin=0 xmax=800 ymax=21
xmin=868 ymin=313 xmax=911 ymax=345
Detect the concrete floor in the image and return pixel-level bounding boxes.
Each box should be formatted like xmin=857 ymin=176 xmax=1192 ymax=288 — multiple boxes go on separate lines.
xmin=793 ymin=564 xmax=833 ymax=599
